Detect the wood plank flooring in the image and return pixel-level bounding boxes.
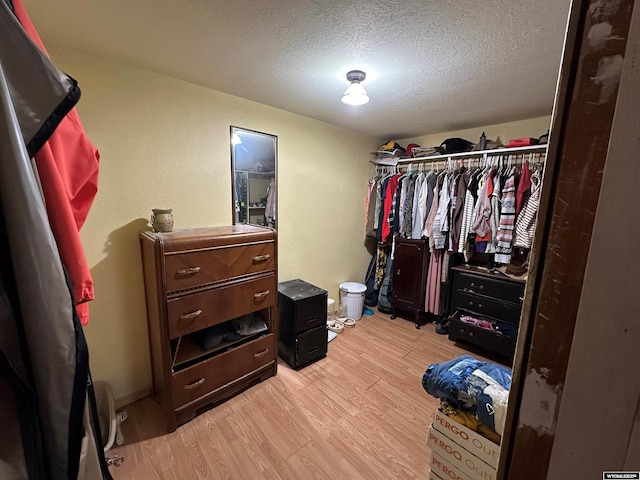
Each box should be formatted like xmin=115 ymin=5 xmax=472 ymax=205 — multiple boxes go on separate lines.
xmin=110 ymin=311 xmax=493 ymax=479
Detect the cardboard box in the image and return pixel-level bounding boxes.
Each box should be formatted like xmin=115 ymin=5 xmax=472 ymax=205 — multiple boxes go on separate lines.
xmin=432 ymin=410 xmax=500 ymax=469
xmin=430 ymin=470 xmax=444 ymax=480
xmin=427 ymin=426 xmax=496 ymax=480
xmin=430 ymin=453 xmax=473 ymax=480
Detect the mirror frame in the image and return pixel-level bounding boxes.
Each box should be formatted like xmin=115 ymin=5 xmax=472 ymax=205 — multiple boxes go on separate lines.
xmin=230 ymin=126 xmax=278 ymax=229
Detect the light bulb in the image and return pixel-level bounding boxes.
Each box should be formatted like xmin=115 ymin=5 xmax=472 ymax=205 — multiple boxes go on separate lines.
xmin=341 ymin=81 xmax=370 ymax=105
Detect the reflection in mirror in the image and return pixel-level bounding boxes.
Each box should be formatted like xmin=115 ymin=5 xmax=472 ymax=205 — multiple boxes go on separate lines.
xmin=230 ymin=126 xmax=277 ymax=229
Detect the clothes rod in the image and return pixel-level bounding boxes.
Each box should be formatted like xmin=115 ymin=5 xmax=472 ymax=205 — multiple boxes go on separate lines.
xmin=370 ymin=144 xmax=547 ymax=166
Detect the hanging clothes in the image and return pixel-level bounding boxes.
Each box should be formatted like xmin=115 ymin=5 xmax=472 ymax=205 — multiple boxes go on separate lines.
xmin=374 ymin=173 xmax=386 ymax=232
xmin=418 ymin=171 xmax=437 ymax=240
xmin=389 ymin=173 xmax=405 ymax=236
xmin=451 ymin=169 xmax=469 ymax=252
xmin=400 ymin=173 xmax=417 ymax=237
xmin=13 ymin=0 xmax=100 ymax=326
xmin=432 ymin=173 xmax=451 ymax=250
xmin=516 ymin=161 xmax=532 ymax=216
xmin=458 ymin=169 xmax=479 ymax=257
xmin=514 ymin=166 xmax=543 ymax=249
xmin=0 ymin=2 xmax=111 ymax=479
xmin=411 ymin=172 xmax=426 ymax=239
xmin=424 ymin=174 xmax=441 ymax=250
xmin=471 ymin=171 xmax=492 ymax=238
xmin=424 ymin=250 xmax=444 ymax=315
xmin=495 ymin=168 xmax=517 ymax=264
xmin=487 ymin=172 xmax=501 ymax=253
xmin=375 ymin=244 xmax=389 ymax=289
xmin=380 ymin=174 xmax=400 ymax=242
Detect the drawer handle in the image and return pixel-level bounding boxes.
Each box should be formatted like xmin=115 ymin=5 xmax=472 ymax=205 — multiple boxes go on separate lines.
xmin=478 ymin=285 xmax=485 ymax=290
xmin=254 ymin=290 xmax=270 ymax=299
xmin=468 ymin=301 xmax=474 ymax=306
xmin=183 ymin=377 xmax=205 ymax=390
xmin=254 ymin=348 xmax=269 ymax=358
xmin=253 ymin=254 xmax=271 ymax=263
xmin=470 ymin=282 xmax=476 ymax=288
xmin=176 ymin=266 xmax=201 ymax=276
xmin=179 ymin=309 xmax=203 ymax=320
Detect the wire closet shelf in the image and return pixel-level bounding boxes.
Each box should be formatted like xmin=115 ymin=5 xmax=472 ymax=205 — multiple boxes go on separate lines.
xmin=371 ymin=144 xmax=548 ymax=172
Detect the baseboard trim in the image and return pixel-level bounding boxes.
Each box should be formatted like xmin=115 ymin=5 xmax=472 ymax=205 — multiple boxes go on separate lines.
xmin=115 ymin=387 xmax=152 ymax=410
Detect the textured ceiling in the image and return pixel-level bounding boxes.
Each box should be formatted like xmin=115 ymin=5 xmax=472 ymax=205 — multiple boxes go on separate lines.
xmin=22 ymin=0 xmax=571 ymax=139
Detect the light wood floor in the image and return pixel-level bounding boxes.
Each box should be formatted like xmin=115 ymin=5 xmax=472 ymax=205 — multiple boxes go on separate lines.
xmin=110 ymin=311 xmax=492 ymax=479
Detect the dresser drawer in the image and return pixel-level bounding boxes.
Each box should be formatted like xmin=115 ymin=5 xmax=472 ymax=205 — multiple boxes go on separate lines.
xmin=454 ymin=271 xmax=524 ymax=304
xmin=448 ymin=316 xmax=516 ymax=359
xmin=165 ymin=242 xmax=275 ymax=293
xmin=167 ymin=274 xmax=276 ymax=338
xmin=454 ymin=290 xmax=522 ymax=325
xmin=172 ymin=334 xmax=275 ymax=408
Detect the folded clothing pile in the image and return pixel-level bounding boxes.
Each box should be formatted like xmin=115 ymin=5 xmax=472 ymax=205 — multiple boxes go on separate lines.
xmin=422 ymin=354 xmax=511 ymax=437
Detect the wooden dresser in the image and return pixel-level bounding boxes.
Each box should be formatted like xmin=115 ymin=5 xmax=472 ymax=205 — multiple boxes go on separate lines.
xmin=140 ymin=225 xmax=277 ymax=431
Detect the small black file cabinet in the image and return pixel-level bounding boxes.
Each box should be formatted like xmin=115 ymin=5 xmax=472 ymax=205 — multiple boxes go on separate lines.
xmin=278 ymin=279 xmax=328 ymax=370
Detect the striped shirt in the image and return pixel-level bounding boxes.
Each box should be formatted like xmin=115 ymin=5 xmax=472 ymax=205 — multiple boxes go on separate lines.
xmin=514 ymin=167 xmax=542 ymax=249
xmin=495 ymin=168 xmax=517 ymax=264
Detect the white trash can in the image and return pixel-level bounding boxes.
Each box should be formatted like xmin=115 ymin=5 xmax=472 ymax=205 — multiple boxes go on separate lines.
xmin=339 ymin=282 xmax=367 ymax=321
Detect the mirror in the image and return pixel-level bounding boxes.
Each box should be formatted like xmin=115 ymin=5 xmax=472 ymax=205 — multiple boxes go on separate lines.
xmin=230 ymin=126 xmax=277 ymax=228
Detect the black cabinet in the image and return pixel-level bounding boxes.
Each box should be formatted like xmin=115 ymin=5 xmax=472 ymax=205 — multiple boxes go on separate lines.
xmin=277 ymin=279 xmax=328 ymax=370
xmin=391 ymin=237 xmax=430 ymax=328
xmin=447 ymin=266 xmax=525 ymax=360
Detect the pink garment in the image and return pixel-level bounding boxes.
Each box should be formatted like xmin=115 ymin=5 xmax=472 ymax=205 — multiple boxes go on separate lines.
xmin=425 ymin=250 xmax=443 ymax=315
xmin=14 ymin=0 xmax=100 ymax=325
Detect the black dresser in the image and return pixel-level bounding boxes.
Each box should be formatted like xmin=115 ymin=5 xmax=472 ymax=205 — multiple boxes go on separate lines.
xmin=277 ymin=279 xmax=328 ymax=370
xmin=447 ymin=266 xmax=525 ymax=360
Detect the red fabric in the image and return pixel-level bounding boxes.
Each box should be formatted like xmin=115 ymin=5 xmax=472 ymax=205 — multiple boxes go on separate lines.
xmin=14 ymin=0 xmax=100 ymax=325
xmin=381 ymin=175 xmax=400 ymax=242
xmin=516 ymin=162 xmax=531 ymax=216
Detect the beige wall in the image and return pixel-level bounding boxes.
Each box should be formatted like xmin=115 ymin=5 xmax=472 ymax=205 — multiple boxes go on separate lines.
xmin=397 ymin=116 xmax=551 ymax=150
xmin=47 ymin=43 xmax=379 ymax=404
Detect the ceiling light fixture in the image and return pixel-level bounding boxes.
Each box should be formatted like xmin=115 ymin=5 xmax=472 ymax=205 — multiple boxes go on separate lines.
xmin=341 ymin=70 xmax=370 ymax=106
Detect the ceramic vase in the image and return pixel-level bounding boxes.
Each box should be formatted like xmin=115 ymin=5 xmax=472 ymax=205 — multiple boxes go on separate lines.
xmin=151 ymin=208 xmax=174 ymax=232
